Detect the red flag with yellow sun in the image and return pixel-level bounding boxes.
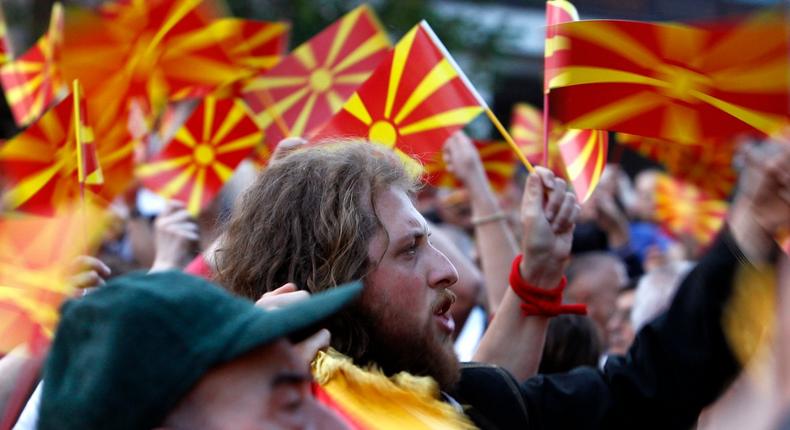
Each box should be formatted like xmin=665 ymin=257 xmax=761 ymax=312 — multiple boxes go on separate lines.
xmin=59 ymin=0 xmax=245 ymax=125
xmin=137 ymin=96 xmax=262 ymax=215
xmin=547 ymin=16 xmax=790 ymax=143
xmin=1 ymin=3 xmax=66 ymax=127
xmin=209 ymin=18 xmax=289 ymax=77
xmin=509 ymin=102 xmax=607 ymax=202
xmin=510 ymin=103 xmax=565 ymax=173
xmin=617 ymin=133 xmax=739 ymax=198
xmin=557 ymin=129 xmax=608 ymax=202
xmin=242 ymin=5 xmax=391 ymax=161
xmin=0 ymin=202 xmax=106 ymax=355
xmin=654 ymin=174 xmax=727 ymax=246
xmin=314 ymin=21 xmax=485 ymax=179
xmin=0 ymin=87 xmax=136 ymax=216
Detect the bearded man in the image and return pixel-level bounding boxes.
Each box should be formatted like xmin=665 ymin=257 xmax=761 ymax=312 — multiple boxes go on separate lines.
xmin=218 ymin=140 xmax=789 ymax=429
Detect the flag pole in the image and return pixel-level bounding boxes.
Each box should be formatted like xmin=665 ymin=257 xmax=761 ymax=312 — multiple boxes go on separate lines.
xmin=72 ymin=80 xmax=90 ymax=255
xmin=419 ymin=21 xmax=535 ymax=174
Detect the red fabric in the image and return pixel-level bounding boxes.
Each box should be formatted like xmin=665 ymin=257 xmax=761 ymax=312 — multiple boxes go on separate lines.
xmin=509 ymin=254 xmax=587 ymax=317
xmin=184 ymin=254 xmax=213 ymax=280
xmin=312 ymin=383 xmax=368 ymax=429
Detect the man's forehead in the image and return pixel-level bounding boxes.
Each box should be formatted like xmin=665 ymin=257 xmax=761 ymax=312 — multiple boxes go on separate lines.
xmin=377 ymin=187 xmax=429 ymax=234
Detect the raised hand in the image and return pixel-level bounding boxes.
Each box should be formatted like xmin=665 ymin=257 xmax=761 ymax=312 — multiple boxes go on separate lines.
xmin=149 ymin=201 xmax=200 ymax=273
xmin=68 ymin=255 xmax=112 ymax=290
xmin=442 ymin=130 xmax=488 ymax=191
xmin=519 ymin=167 xmax=580 ymax=288
xmin=729 ymin=143 xmax=790 ymax=262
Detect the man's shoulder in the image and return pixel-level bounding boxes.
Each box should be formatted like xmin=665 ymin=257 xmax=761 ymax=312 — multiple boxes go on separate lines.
xmin=452 ymin=363 xmax=530 ymax=430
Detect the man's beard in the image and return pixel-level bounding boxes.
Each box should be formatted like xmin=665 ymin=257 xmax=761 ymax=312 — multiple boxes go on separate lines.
xmin=351 ymin=304 xmax=461 ymax=391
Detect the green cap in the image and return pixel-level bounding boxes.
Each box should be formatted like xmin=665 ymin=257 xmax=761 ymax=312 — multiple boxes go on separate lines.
xmin=37 ymin=270 xmax=362 ymax=430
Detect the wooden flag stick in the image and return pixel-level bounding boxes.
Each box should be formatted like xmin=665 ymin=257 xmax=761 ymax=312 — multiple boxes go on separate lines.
xmin=485 ymin=108 xmax=535 ymax=173
xmin=419 ymin=21 xmax=534 ymax=173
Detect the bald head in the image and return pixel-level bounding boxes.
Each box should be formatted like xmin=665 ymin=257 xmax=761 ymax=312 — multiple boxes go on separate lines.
xmin=566 ymin=252 xmax=628 ymax=347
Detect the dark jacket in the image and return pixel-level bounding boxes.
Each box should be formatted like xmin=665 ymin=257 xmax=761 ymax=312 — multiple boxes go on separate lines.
xmin=452 ymin=227 xmax=761 ymax=429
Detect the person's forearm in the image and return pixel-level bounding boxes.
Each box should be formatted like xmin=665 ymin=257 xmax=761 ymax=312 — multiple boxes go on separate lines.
xmin=466 ymin=176 xmax=518 ymax=311
xmin=473 ymin=290 xmax=549 ymax=381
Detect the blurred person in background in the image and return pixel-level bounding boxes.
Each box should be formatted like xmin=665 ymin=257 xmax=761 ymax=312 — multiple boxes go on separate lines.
xmin=606 ymin=280 xmax=637 ymax=357
xmin=565 ymin=252 xmax=627 ymax=348
xmin=631 ymin=260 xmax=694 ymax=332
xmin=539 ymin=314 xmax=602 ymax=374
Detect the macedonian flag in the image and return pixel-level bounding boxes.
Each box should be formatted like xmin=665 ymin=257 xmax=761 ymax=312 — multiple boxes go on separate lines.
xmin=617 ymin=133 xmax=739 ymax=198
xmin=544 ymin=0 xmax=578 ymax=93
xmin=557 ymin=129 xmax=608 ymax=202
xmin=1 ymin=3 xmax=66 ymax=127
xmin=0 ymin=203 xmax=106 ymax=355
xmin=60 ymin=0 xmax=242 ymax=126
xmin=423 ymin=139 xmax=516 ymax=191
xmin=209 ymin=18 xmax=289 ymax=76
xmin=547 ymin=16 xmax=790 ymax=143
xmin=73 ymin=80 xmax=103 ymax=186
xmin=0 ymin=90 xmax=136 ymax=216
xmin=314 ymin=21 xmax=484 ymax=177
xmin=510 ymin=103 xmax=565 ymax=174
xmin=137 ymin=96 xmax=262 ymax=215
xmin=654 ymin=174 xmax=727 ymax=246
xmin=509 ymin=102 xmax=607 ymax=202
xmin=242 ymin=5 xmax=391 ymax=155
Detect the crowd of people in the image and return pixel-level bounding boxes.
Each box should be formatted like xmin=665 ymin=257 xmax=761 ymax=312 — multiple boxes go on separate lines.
xmin=1 ymin=129 xmax=790 ymax=429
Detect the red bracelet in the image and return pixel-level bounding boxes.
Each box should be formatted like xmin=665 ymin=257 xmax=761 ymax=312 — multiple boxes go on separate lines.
xmin=509 ymin=254 xmax=587 ymax=317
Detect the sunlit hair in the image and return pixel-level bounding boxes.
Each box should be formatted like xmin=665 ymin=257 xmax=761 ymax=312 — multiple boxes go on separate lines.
xmin=217 ymin=140 xmax=419 ymax=358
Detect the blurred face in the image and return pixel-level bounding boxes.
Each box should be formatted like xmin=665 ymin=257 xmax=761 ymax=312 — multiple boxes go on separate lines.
xmin=566 ymin=260 xmax=626 ymax=347
xmin=162 ymin=340 xmax=347 ymax=430
xmin=632 ymin=171 xmax=658 ymax=220
xmin=606 ymin=289 xmax=636 ymax=356
xmin=358 ymin=186 xmax=461 ymax=389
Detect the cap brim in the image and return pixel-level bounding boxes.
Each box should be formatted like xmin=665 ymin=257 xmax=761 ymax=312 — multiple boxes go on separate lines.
xmin=220 ymin=280 xmax=363 ymax=361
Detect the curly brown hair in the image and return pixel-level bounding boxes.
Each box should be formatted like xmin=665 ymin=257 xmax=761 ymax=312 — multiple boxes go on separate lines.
xmin=216 ymin=141 xmax=418 ymax=358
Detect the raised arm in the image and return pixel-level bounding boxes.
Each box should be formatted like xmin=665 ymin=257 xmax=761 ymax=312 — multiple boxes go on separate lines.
xmin=473 ymin=167 xmax=579 ymax=381
xmin=518 ymin=143 xmax=790 ymax=429
xmin=442 ymin=131 xmax=518 ymax=311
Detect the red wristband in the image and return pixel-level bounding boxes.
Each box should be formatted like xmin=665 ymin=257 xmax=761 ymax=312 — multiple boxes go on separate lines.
xmin=509 ymin=254 xmax=587 ymax=317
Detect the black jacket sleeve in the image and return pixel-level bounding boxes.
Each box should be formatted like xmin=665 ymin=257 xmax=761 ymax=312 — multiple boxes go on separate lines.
xmin=518 ymin=226 xmax=751 ymax=429
xmin=453 ymin=227 xmax=766 ymax=430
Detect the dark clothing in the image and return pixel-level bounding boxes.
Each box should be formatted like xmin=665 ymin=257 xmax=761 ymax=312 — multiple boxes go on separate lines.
xmin=452 ymin=227 xmax=755 ymax=429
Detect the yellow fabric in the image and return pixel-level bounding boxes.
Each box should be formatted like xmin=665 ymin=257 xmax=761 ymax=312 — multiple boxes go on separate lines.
xmin=312 ymin=349 xmax=477 ymax=430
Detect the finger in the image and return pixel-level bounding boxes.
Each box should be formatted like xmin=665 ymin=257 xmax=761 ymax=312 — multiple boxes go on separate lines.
xmin=158 ymin=209 xmax=194 ymax=225
xmin=521 ymin=171 xmax=545 ymax=216
xmin=545 ymin=178 xmax=567 ymax=221
xmin=294 ymin=328 xmax=331 ymax=363
xmin=272 ymin=137 xmax=308 ymax=161
xmin=266 ymin=282 xmax=299 ymax=296
xmin=71 ymin=256 xmax=111 ymax=278
xmin=534 ymin=166 xmax=556 ymax=191
xmin=168 ymin=221 xmax=200 ymax=233
xmin=70 ymin=271 xmax=105 ymax=289
xmin=552 ymin=193 xmax=579 ymax=233
xmin=169 ymin=228 xmax=200 ymax=241
xmin=255 ymin=289 xmax=311 ymax=310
